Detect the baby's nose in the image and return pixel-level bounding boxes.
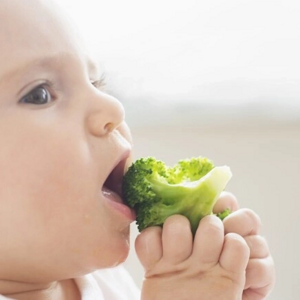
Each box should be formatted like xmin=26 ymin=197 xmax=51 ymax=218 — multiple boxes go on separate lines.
xmin=86 ymin=92 xmax=125 ymax=137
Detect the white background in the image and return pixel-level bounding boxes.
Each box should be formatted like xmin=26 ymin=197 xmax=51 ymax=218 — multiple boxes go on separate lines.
xmin=60 ymin=0 xmax=300 ymax=113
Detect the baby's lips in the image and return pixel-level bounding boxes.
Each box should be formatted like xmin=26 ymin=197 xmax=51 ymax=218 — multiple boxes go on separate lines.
xmin=124 ymin=155 xmax=134 ymax=174
xmin=102 ymin=186 xmax=136 ymax=222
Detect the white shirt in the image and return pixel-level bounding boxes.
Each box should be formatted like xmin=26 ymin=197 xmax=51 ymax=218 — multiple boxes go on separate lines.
xmin=75 ymin=265 xmax=140 ymax=300
xmin=0 ymin=265 xmax=140 ymax=300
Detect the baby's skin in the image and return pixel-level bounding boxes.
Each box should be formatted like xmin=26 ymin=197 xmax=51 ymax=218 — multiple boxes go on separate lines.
xmin=136 ymin=193 xmax=275 ymax=300
xmin=0 ymin=0 xmax=275 ymax=299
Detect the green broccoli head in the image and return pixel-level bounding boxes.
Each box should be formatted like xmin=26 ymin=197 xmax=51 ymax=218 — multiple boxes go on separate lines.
xmin=122 ymin=156 xmax=232 ymax=235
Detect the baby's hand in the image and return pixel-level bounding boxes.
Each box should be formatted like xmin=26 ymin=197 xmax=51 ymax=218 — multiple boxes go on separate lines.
xmin=214 ymin=192 xmax=276 ymax=299
xmin=136 ymin=213 xmax=249 ymax=300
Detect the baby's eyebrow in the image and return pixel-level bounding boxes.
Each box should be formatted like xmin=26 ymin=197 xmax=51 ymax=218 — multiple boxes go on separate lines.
xmin=1 ymin=52 xmax=96 ymax=84
xmin=0 ymin=54 xmax=65 ymax=83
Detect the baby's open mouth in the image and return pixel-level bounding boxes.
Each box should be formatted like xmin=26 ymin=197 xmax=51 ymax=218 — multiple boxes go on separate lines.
xmin=102 ymin=155 xmax=136 ymax=221
xmin=103 ymin=158 xmax=128 ymax=202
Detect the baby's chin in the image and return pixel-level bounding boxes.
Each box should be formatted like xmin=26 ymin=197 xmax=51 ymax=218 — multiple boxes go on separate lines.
xmin=90 ymin=232 xmax=131 ymax=270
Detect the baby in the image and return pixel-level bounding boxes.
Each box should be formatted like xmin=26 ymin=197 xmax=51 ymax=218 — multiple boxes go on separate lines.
xmin=0 ymin=0 xmax=275 ymax=299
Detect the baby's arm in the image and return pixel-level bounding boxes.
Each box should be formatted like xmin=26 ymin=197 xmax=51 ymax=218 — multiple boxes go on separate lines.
xmin=136 ymin=192 xmax=275 ymax=300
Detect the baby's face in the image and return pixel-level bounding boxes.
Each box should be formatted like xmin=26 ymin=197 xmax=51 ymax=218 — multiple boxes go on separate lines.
xmin=0 ymin=0 xmax=135 ymax=282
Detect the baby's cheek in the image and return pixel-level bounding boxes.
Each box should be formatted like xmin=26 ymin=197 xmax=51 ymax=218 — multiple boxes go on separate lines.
xmin=1 ymin=137 xmax=92 ymax=219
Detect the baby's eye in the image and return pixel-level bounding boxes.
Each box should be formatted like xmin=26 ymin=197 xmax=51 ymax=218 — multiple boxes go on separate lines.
xmin=20 ymin=85 xmax=53 ymax=105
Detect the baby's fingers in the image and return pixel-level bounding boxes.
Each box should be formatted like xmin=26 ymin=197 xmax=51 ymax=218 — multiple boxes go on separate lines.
xmin=220 ymin=233 xmax=250 ymax=274
xmin=244 ymin=256 xmax=276 ymax=299
xmin=223 ymin=208 xmax=262 ymax=237
xmin=244 ymin=235 xmax=270 ymax=258
xmin=162 ymin=215 xmax=193 ymax=264
xmin=135 ymin=226 xmax=163 ymax=270
xmin=192 ymin=215 xmax=224 ymax=266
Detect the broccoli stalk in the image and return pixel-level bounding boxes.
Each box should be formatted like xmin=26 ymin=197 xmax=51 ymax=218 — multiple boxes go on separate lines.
xmin=122 ymin=157 xmax=232 ymax=235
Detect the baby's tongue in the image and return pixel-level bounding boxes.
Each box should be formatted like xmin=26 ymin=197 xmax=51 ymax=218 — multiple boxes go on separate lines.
xmin=102 ymin=186 xmax=123 ymax=204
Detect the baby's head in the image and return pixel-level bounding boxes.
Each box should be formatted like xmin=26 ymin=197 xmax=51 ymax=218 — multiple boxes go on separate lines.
xmin=0 ymin=0 xmax=134 ymax=283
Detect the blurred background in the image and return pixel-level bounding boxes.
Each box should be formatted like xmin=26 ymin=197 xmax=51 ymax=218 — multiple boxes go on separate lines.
xmin=60 ymin=0 xmax=300 ymax=299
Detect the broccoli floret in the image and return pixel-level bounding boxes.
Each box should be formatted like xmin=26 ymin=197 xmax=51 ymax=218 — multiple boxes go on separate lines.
xmin=122 ymin=156 xmax=232 ymax=235
xmin=216 ymin=208 xmax=231 ymax=221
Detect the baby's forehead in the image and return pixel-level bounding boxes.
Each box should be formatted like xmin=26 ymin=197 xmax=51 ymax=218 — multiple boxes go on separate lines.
xmin=0 ymin=0 xmax=51 ymax=18
xmin=0 ymin=0 xmax=78 ymax=42
xmin=0 ymin=0 xmax=87 ymax=75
